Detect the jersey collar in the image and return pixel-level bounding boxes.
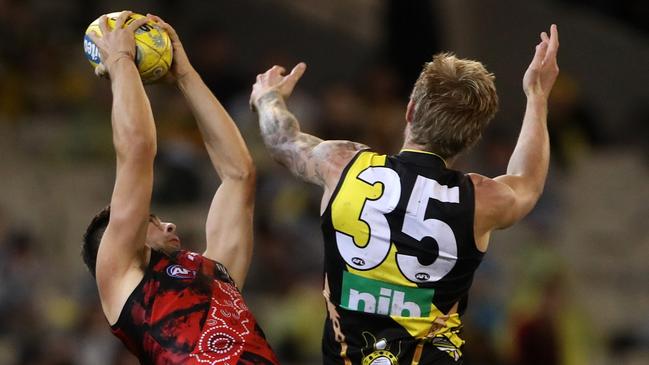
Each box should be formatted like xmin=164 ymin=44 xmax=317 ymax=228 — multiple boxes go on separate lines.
xmin=399 ymin=149 xmax=448 ymax=167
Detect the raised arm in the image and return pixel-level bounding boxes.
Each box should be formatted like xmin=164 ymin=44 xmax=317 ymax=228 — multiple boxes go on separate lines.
xmin=87 ymin=12 xmax=157 ymax=322
xmin=151 ymin=16 xmax=256 ymax=287
xmin=250 ymin=64 xmax=367 ymax=203
xmin=472 ymin=25 xmax=560 ymax=244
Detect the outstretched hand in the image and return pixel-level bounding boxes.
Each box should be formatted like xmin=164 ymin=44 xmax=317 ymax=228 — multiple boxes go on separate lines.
xmin=250 ymin=63 xmax=306 ymax=111
xmin=523 ymin=24 xmax=560 ymax=99
xmin=87 ymin=11 xmax=151 ymax=77
xmin=147 ymin=14 xmax=194 ymax=83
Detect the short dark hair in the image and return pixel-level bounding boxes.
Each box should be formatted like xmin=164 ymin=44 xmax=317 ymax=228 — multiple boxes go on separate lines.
xmin=81 ymin=205 xmax=111 ymax=277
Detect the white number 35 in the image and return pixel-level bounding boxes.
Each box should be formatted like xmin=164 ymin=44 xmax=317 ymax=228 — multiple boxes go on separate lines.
xmin=336 ymin=168 xmax=459 ymax=283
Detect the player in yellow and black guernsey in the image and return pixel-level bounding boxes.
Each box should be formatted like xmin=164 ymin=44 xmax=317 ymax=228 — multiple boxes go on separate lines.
xmin=251 ymin=25 xmax=559 ymax=364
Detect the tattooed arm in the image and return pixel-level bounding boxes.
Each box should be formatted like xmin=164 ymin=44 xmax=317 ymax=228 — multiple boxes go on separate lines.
xmin=255 ymin=90 xmax=365 ymax=185
xmin=251 ymin=64 xmax=367 ymax=207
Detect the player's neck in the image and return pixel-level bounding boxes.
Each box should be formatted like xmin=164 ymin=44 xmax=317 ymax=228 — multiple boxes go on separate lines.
xmin=401 ymin=126 xmax=445 ymax=160
xmin=401 ymin=140 xmax=429 ymax=153
xmin=400 ymin=141 xmax=456 ymax=167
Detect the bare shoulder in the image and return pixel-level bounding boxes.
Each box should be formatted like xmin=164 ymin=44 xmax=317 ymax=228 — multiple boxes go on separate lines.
xmin=312 ymin=140 xmax=368 ymax=188
xmin=469 ymin=173 xmax=517 ymax=230
xmin=470 ymin=173 xmax=510 ymax=194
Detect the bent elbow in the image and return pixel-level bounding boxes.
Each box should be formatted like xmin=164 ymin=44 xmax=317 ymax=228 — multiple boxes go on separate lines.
xmin=223 ymin=159 xmax=256 ymax=187
xmin=235 ymin=154 xmax=256 ymax=182
xmin=237 ymin=163 xmax=257 ymax=186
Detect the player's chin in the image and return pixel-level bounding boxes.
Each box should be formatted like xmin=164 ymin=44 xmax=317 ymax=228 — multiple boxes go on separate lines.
xmin=166 ymin=238 xmax=181 ymax=250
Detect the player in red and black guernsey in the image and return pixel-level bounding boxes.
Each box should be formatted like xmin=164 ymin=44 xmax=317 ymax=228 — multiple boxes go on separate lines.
xmin=81 ymin=12 xmax=279 ymax=364
xmin=251 ymin=25 xmax=560 ymax=364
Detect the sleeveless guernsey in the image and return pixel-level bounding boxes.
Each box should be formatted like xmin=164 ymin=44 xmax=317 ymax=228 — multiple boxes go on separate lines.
xmin=321 ymin=150 xmax=484 ymax=364
xmin=110 ymin=249 xmax=279 ymax=364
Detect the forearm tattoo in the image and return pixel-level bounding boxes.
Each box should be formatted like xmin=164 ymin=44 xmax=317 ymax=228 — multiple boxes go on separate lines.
xmin=256 ymin=91 xmax=324 ymax=184
xmin=256 ymin=91 xmax=368 ymax=185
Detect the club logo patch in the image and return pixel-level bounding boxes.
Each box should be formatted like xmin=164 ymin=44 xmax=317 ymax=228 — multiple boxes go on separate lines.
xmin=166 ymin=264 xmax=196 ymax=279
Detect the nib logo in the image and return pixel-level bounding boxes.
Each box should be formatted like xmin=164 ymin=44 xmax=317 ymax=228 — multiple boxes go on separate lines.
xmin=340 ymin=271 xmax=434 ymax=317
xmin=348 ymin=287 xmax=423 ymax=317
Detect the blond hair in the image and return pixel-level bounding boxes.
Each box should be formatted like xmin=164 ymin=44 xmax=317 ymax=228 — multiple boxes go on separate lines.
xmin=409 ymin=52 xmax=499 ymax=158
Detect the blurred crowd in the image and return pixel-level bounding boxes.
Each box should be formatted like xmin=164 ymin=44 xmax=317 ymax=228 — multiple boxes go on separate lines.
xmin=1 ymin=0 xmax=648 ymax=364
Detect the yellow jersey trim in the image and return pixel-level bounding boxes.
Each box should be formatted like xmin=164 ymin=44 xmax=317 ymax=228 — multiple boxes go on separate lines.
xmin=399 ymin=149 xmax=448 ymax=167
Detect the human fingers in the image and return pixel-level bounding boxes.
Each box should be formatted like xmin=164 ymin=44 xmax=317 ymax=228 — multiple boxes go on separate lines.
xmin=270 ymin=65 xmax=286 ymax=76
xmin=530 ymin=41 xmax=548 ymax=70
xmin=546 ymin=24 xmax=559 ymax=58
xmin=286 ymin=62 xmax=306 ymax=83
xmin=147 ymin=13 xmax=163 ymax=23
xmin=276 ymin=63 xmax=306 ymax=97
xmin=149 ymin=14 xmax=172 ymax=33
xmin=114 ymin=10 xmax=132 ymax=30
xmin=98 ymin=15 xmax=109 ymax=35
xmin=262 ymin=65 xmax=277 ymax=75
xmin=87 ymin=30 xmax=102 ymax=45
xmin=261 ymin=67 xmax=282 ymax=85
xmin=126 ymin=16 xmax=150 ymax=33
xmin=542 ymin=25 xmax=559 ymax=67
xmin=550 ymin=24 xmax=559 ymax=47
xmin=148 ymin=14 xmax=178 ymax=39
xmin=150 ymin=15 xmax=171 ymax=33
xmin=87 ymin=30 xmax=108 ymax=60
xmin=541 ymin=31 xmax=549 ymax=43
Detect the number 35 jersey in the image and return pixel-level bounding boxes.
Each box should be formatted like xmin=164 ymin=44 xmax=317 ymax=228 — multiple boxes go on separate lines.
xmin=320 ymin=150 xmax=485 ymax=364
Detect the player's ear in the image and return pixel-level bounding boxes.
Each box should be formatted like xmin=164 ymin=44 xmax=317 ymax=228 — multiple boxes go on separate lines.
xmin=405 ymin=99 xmax=415 ymax=123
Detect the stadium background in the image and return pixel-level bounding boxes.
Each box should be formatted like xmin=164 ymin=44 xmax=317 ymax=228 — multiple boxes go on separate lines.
xmin=0 ymin=0 xmax=648 ymax=364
